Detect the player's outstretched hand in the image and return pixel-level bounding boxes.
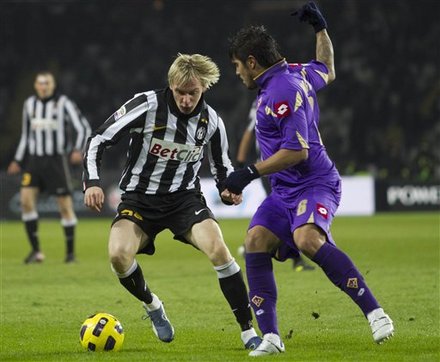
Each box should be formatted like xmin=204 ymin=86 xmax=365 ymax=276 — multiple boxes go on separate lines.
xmin=291 ymin=1 xmax=327 ymax=33
xmin=84 ymin=186 xmax=105 ymax=212
xmin=224 ymin=165 xmax=260 ymax=195
xmin=7 ymin=161 xmax=21 ymax=175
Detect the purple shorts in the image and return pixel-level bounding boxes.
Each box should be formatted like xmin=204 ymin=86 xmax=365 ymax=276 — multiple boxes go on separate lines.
xmin=249 ymin=188 xmax=340 ymax=261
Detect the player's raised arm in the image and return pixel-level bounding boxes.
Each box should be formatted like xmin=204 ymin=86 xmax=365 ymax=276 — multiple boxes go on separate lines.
xmin=316 ymin=29 xmax=335 ymax=83
xmin=292 ymin=1 xmax=335 ymax=84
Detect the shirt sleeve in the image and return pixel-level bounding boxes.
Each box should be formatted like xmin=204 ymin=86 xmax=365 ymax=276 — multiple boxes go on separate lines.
xmin=64 ymin=97 xmax=91 ymax=151
xmin=268 ymin=92 xmax=309 ymax=152
xmin=289 ymin=60 xmax=329 ymax=92
xmin=82 ymin=94 xmax=148 ymax=190
xmin=207 ymin=115 xmax=234 ymax=189
xmin=14 ymin=99 xmax=30 ymax=163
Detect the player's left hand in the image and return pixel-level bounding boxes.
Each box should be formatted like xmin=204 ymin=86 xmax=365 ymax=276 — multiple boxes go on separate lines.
xmin=70 ymin=150 xmax=83 ymax=165
xmin=224 ymin=165 xmax=260 ymax=195
xmin=291 ymin=1 xmax=327 ymax=33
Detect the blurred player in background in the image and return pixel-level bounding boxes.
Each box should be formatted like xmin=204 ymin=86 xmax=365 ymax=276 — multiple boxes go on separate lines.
xmin=236 ymin=97 xmax=314 ymax=272
xmin=7 ymin=71 xmax=90 ymax=264
xmin=226 ymin=2 xmax=394 ymax=356
xmin=83 ymin=53 xmax=261 ymax=350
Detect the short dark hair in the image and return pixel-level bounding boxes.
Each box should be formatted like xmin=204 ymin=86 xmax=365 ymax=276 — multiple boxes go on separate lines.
xmin=228 ymin=25 xmax=283 ymax=68
xmin=35 ymin=70 xmax=55 ymax=79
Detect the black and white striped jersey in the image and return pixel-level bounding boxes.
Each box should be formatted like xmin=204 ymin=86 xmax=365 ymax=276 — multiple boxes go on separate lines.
xmin=83 ymin=88 xmax=234 ymax=195
xmin=14 ymin=94 xmax=91 ymax=162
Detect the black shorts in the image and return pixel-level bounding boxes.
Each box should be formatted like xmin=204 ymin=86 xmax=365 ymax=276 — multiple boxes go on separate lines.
xmin=21 ymin=155 xmax=72 ymax=196
xmin=112 ymin=190 xmax=216 ymax=254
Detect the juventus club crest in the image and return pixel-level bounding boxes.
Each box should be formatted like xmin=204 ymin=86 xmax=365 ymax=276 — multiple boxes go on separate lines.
xmin=196 ymin=126 xmax=206 ymax=141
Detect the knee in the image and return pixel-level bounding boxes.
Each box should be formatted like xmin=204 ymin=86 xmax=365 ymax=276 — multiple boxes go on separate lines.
xmin=205 ymin=239 xmax=231 ymax=265
xmin=245 ymin=228 xmax=271 ymax=253
xmin=109 ymin=245 xmax=135 ymax=273
xmin=294 ymin=227 xmax=325 ymax=258
xmin=58 ymin=201 xmax=74 ymax=219
xmin=294 ymin=234 xmax=312 ymax=255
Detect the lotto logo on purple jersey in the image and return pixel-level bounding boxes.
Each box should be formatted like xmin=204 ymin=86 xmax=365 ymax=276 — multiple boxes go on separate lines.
xmin=274 ymin=101 xmax=291 ymax=117
xmin=316 ymin=203 xmax=328 ymax=219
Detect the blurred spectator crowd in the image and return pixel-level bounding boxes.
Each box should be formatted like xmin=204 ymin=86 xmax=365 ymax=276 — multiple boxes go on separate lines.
xmin=1 ymin=0 xmax=439 ymax=181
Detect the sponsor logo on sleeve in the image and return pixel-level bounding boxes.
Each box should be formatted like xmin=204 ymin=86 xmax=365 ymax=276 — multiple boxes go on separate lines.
xmin=114 ymin=106 xmax=126 ymax=120
xmin=274 ymin=101 xmax=291 ymax=117
xmin=316 ymin=203 xmax=328 ymax=219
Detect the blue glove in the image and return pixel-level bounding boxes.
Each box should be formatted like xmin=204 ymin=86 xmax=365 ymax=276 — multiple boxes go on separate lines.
xmin=291 ymin=1 xmax=327 ymax=33
xmin=224 ymin=165 xmax=260 ymax=195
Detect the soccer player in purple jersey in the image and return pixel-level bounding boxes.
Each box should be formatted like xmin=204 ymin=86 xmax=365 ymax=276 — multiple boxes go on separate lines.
xmin=225 ymin=2 xmax=394 ymax=356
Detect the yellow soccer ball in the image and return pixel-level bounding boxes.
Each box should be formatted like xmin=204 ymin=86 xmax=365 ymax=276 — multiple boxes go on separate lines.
xmin=79 ymin=313 xmax=125 ymax=352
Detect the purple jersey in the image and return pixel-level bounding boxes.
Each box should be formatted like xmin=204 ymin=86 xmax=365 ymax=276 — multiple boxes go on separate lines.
xmin=254 ymin=59 xmax=341 ymax=203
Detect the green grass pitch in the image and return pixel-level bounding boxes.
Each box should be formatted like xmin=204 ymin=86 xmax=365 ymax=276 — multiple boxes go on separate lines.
xmin=1 ymin=213 xmax=439 ymax=361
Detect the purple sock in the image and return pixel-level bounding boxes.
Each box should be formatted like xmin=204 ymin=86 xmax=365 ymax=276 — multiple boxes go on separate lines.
xmin=312 ymin=242 xmax=380 ymax=316
xmin=245 ymin=252 xmax=279 ymax=335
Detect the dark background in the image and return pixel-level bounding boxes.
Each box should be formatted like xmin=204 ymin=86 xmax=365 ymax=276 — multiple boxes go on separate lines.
xmin=1 ymin=0 xmax=439 ymax=180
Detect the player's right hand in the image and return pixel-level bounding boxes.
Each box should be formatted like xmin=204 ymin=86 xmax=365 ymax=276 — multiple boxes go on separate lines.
xmin=7 ymin=161 xmax=21 ymax=175
xmin=221 ymin=189 xmax=243 ymax=205
xmin=84 ymin=186 xmax=105 ymax=212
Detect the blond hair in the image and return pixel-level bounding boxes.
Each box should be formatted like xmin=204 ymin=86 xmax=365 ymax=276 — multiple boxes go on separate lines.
xmin=168 ymin=53 xmax=220 ymax=89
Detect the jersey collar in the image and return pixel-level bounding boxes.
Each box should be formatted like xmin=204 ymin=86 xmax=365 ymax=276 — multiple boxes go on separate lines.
xmin=36 ymin=93 xmax=57 ymax=103
xmin=254 ymin=59 xmax=288 ymax=88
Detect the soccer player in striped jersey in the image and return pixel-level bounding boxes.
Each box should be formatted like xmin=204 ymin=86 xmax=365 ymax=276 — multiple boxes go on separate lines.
xmin=83 ymin=53 xmax=260 ymax=350
xmin=7 ymin=71 xmax=90 ymax=264
xmin=226 ymin=2 xmax=394 ymax=356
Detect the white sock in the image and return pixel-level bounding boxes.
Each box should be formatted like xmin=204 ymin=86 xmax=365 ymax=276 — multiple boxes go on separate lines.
xmin=214 ymin=258 xmax=240 ymax=279
xmin=367 ymin=307 xmax=384 ymax=323
xmin=241 ymin=327 xmax=258 ymax=344
xmin=144 ymin=293 xmax=161 ymax=312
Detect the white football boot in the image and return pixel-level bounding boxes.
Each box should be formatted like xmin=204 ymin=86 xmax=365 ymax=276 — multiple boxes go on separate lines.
xmin=249 ymin=333 xmax=285 ymax=357
xmin=367 ymin=308 xmax=394 ymax=344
